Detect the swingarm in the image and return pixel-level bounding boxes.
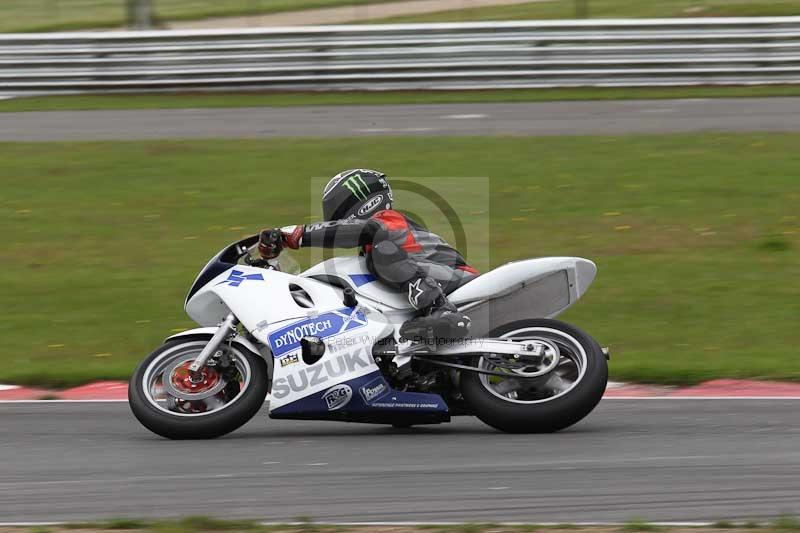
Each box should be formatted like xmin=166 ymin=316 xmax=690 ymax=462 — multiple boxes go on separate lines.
xmin=400 ymin=338 xmax=563 ymax=378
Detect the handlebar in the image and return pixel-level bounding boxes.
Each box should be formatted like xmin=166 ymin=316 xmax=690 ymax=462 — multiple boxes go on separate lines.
xmin=239 ymin=232 xmax=282 ymax=270
xmin=259 ymin=228 xmax=284 ymax=259
xmin=231 ymin=231 xmax=296 ymax=272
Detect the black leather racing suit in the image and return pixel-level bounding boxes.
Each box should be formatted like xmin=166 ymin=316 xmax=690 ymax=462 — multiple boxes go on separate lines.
xmin=301 ymin=209 xmax=478 ymax=309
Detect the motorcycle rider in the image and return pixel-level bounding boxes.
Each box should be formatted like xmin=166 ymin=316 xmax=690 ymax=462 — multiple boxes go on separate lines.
xmin=258 ymin=169 xmax=476 ymax=343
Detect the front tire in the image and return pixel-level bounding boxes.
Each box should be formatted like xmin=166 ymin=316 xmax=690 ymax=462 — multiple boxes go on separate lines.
xmin=460 ymin=319 xmax=607 ymax=433
xmin=129 ymin=339 xmax=268 ymax=439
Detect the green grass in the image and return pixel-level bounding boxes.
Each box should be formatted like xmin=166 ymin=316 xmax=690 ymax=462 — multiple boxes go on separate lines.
xmin=3 ymin=0 xmax=800 ymax=32
xmin=371 ymin=0 xmax=800 ymax=24
xmin=4 ymin=86 xmax=800 ymax=114
xmin=61 ymin=516 xmax=302 ymax=532
xmin=622 ymin=521 xmax=664 ymax=532
xmin=2 ymin=133 xmax=800 ymax=386
xmin=773 ymin=517 xmax=800 ymax=531
xmin=63 ymin=518 xmax=151 ymax=529
xmin=19 ymin=521 xmax=800 ymax=533
xmin=0 ymin=0 xmax=399 ymax=33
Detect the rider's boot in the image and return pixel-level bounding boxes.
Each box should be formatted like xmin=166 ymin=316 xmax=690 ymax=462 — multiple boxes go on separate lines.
xmin=399 ymin=277 xmax=471 ymax=344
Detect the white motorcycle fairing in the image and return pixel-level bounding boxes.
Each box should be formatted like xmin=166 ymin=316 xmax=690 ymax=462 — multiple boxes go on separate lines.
xmin=184 ymin=263 xmax=449 ymax=424
xmin=302 ymin=255 xmax=597 ymax=336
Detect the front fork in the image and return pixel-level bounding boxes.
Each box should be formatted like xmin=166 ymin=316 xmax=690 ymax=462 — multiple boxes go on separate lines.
xmin=188 ymin=313 xmax=239 ymax=380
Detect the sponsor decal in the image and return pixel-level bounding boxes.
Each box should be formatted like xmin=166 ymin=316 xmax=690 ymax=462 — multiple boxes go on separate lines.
xmin=378 ymin=177 xmax=394 ymax=202
xmin=271 ymin=318 xmax=333 ymax=357
xmin=357 ymin=194 xmax=383 ymax=217
xmin=343 ymin=174 xmax=371 ymax=201
xmin=322 ymin=384 xmax=352 ymax=411
xmin=359 ymin=377 xmax=390 ymax=404
xmin=269 ymin=307 xmax=368 ymax=358
xmin=306 ymin=219 xmax=362 ymax=232
xmin=370 ymin=402 xmax=440 ymax=409
xmin=216 ymin=269 xmax=264 ymax=287
xmin=280 ymin=354 xmax=299 ymax=367
xmin=408 ymin=278 xmax=425 ymax=308
xmin=271 ymin=349 xmax=372 ymax=399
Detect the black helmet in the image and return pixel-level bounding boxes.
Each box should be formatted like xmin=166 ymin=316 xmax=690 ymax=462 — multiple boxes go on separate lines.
xmin=322 ymin=169 xmax=393 ymax=221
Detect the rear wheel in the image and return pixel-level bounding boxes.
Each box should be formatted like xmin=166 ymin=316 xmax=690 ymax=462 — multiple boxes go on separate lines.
xmin=460 ymin=319 xmax=607 ymax=433
xmin=129 ymin=339 xmax=268 ymax=439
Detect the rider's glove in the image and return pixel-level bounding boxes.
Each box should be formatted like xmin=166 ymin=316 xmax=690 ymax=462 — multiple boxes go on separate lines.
xmin=281 ymin=225 xmax=305 ymax=250
xmin=258 ymin=228 xmax=283 ymax=259
xmin=258 ymin=225 xmax=305 ymax=259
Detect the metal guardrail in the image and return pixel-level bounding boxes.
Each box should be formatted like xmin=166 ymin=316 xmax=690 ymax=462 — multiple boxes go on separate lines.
xmin=2 ymin=17 xmax=800 ymax=94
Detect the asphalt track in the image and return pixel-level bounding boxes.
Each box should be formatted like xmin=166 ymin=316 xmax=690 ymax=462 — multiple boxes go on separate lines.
xmin=3 ymin=97 xmax=800 ymax=141
xmin=1 ymin=400 xmax=798 ymax=523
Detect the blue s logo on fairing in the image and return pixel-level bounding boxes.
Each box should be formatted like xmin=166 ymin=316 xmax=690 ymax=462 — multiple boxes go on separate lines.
xmin=269 ymin=307 xmax=368 ymax=358
xmin=216 ymin=269 xmax=264 ymax=287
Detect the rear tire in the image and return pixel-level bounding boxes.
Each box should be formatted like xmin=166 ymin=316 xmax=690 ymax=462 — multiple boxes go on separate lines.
xmin=460 ymin=319 xmax=607 ymax=433
xmin=129 ymin=339 xmax=268 ymax=439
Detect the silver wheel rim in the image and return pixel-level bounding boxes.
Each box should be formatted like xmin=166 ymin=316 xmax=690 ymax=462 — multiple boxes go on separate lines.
xmin=478 ymin=327 xmax=588 ymax=404
xmin=141 ymin=341 xmax=252 ymax=418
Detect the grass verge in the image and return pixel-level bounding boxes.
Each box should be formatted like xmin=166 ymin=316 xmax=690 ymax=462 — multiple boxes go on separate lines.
xmin=3 ymin=0 xmax=800 ymax=32
xmin=6 ymin=519 xmax=800 ymax=532
xmin=2 ymin=133 xmax=800 ymax=386
xmin=370 ymin=0 xmax=800 ymax=23
xmin=0 ymin=0 xmax=399 ymax=33
xmin=3 ymin=86 xmax=800 ymax=113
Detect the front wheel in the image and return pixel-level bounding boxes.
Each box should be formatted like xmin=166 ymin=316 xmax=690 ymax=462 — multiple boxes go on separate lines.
xmin=460 ymin=319 xmax=607 ymax=433
xmin=129 ymin=339 xmax=268 ymax=439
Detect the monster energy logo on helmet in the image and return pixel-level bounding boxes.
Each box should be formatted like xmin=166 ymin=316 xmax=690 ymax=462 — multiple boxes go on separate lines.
xmin=322 ymin=169 xmax=392 ymax=221
xmin=342 ymin=174 xmax=371 ymax=201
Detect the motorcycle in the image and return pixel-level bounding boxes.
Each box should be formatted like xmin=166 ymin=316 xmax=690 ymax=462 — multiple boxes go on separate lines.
xmin=129 ymin=232 xmax=608 ymax=439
